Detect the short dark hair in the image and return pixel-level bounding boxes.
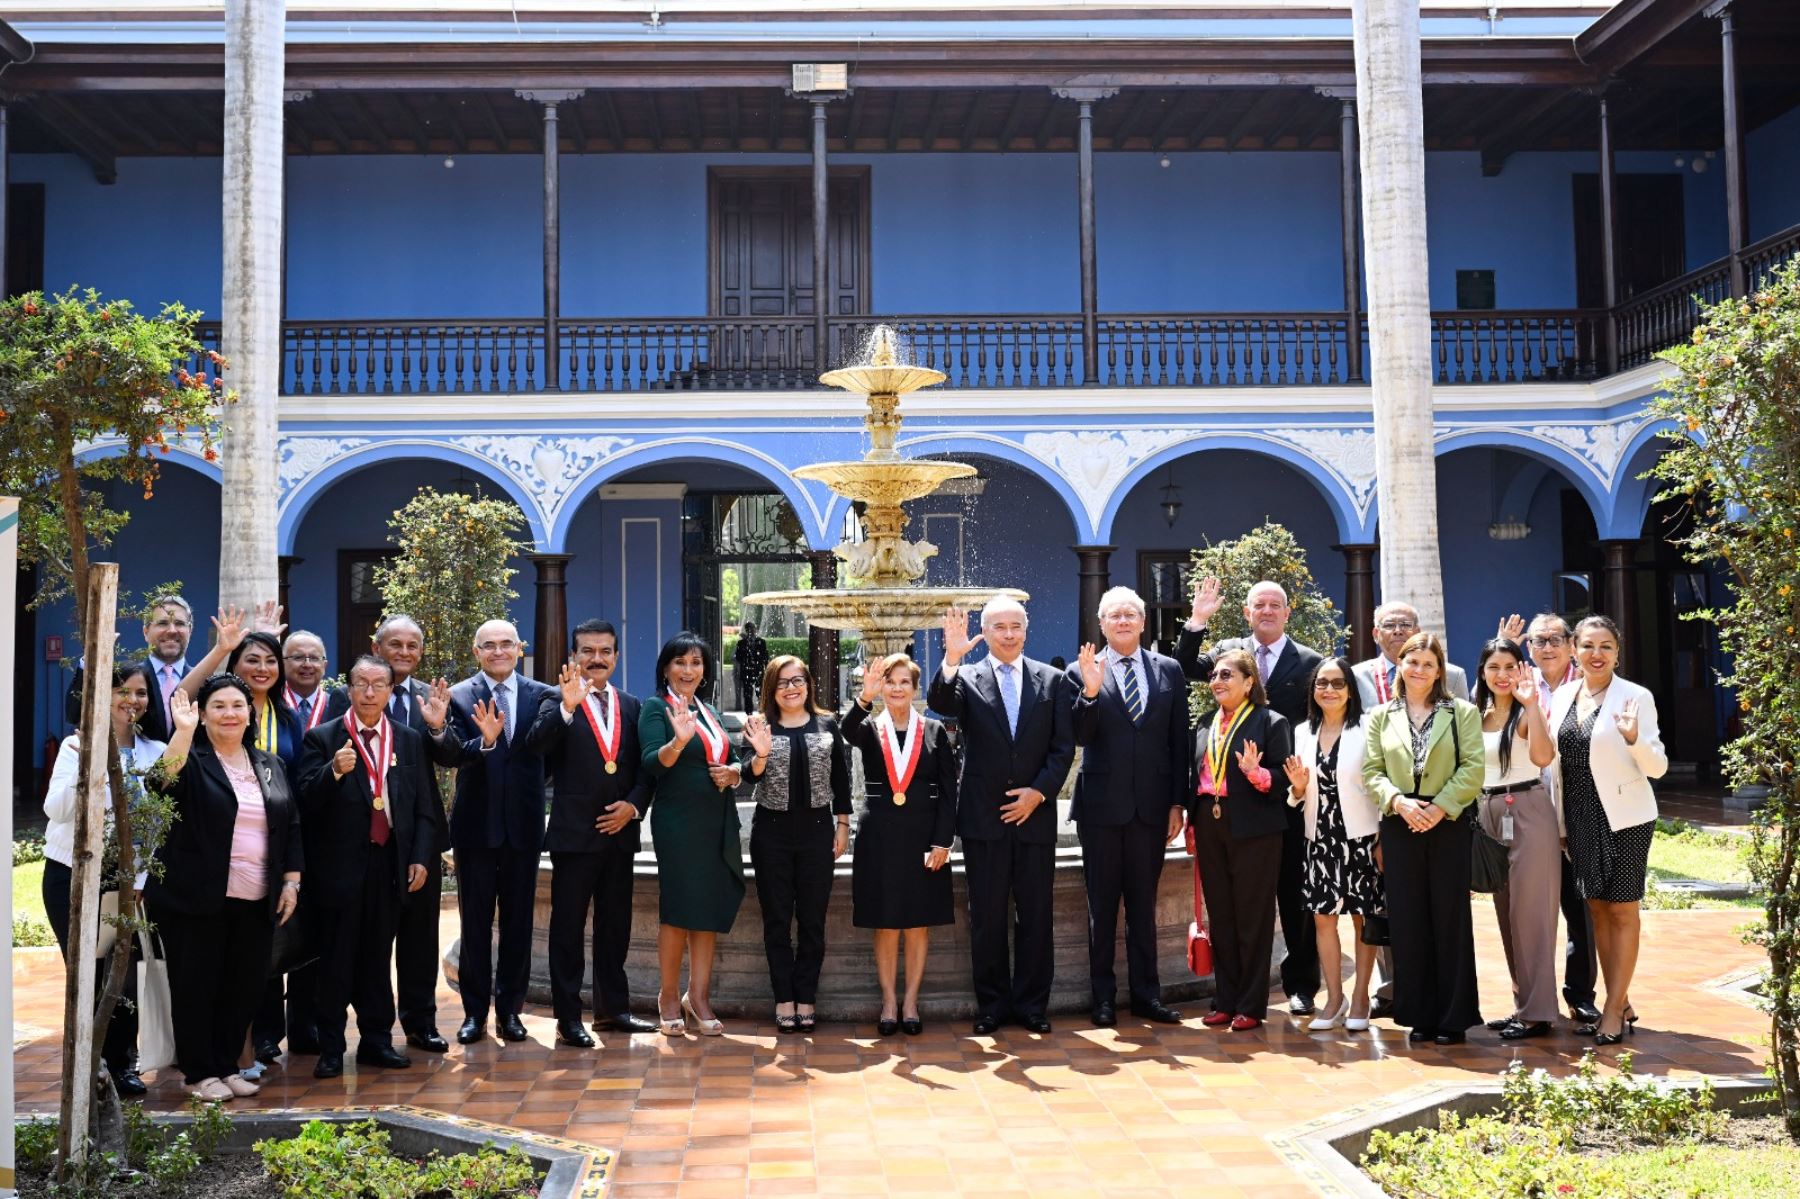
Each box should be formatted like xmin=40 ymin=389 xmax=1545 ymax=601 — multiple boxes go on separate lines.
xmin=1303 ymin=656 xmax=1364 ymax=730
xmin=654 ymin=631 xmax=718 ymax=695
xmin=1527 ymin=612 xmax=1572 ymax=638
xmin=742 ymin=621 xmax=756 ymax=636
xmin=196 ymin=672 xmax=256 ymax=721
xmin=758 ymin=654 xmax=828 ymax=723
xmin=226 ymin=631 xmax=290 ymax=711
xmin=349 ymin=654 xmax=395 ymax=685
xmin=572 ymin=619 xmax=618 ymax=646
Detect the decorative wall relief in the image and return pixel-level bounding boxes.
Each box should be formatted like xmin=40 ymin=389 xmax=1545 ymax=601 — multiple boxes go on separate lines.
xmin=277 ymin=436 xmax=371 ymax=498
xmin=1530 ymin=422 xmax=1632 ymax=484
xmin=1020 ymin=428 xmax=1187 ymax=531
xmin=457 ymin=434 xmax=633 ymax=515
xmin=1269 ymin=426 xmax=1379 ymax=517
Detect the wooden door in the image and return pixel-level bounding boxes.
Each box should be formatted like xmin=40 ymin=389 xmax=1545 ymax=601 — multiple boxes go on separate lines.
xmin=1573 ymin=174 xmax=1686 ymax=307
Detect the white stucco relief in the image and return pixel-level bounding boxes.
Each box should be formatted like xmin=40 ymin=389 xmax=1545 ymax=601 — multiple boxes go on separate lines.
xmin=276 ymin=436 xmax=371 ymax=497
xmin=1529 ymin=423 xmax=1634 ymax=485
xmin=1019 ymin=428 xmax=1187 ymax=532
xmin=1268 ymin=427 xmax=1380 ymax=518
xmin=456 ymin=433 xmax=635 ymax=525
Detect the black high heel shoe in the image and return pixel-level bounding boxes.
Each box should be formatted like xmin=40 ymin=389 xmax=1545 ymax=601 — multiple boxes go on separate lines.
xmin=1593 ymin=1014 xmax=1636 ymax=1046
xmin=902 ymin=1016 xmax=923 ymax=1036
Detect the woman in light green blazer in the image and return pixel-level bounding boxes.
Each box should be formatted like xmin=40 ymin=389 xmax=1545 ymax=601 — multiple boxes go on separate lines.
xmin=1363 ymin=631 xmax=1485 ymax=1044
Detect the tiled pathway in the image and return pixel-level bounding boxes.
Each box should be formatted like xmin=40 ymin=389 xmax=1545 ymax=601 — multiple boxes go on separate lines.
xmin=12 ymin=905 xmax=1767 ymax=1198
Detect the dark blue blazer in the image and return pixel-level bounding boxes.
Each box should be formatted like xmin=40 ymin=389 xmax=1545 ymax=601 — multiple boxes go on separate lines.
xmin=522 ymin=686 xmax=651 ymax=855
xmin=1068 ymin=648 xmax=1193 ymax=827
xmin=926 ymin=654 xmax=1075 ymax=846
xmin=444 ymin=672 xmax=555 ymax=853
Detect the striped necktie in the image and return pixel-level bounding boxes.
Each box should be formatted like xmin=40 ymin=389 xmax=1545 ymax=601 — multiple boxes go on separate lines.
xmin=1120 ymin=655 xmax=1145 ymax=723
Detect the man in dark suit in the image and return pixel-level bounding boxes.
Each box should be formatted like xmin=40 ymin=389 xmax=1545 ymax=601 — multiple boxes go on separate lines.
xmin=734 ymin=621 xmax=769 ymax=712
xmin=295 ymin=655 xmax=438 ymax=1079
xmin=928 ymin=597 xmax=1075 ymax=1035
xmin=521 ymin=619 xmax=659 ymax=1046
xmin=322 ymin=613 xmax=461 ymax=1053
xmin=1070 ymin=587 xmax=1190 ymax=1027
xmin=444 ymin=618 xmax=554 ymax=1045
xmin=1174 ymin=577 xmax=1324 ymax=1016
xmin=67 ymin=593 xmax=193 ymax=741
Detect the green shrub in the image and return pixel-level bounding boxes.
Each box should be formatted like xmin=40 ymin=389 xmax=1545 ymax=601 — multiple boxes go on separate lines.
xmin=14 ymin=916 xmax=56 ymax=947
xmin=1500 ymin=1052 xmax=1724 ymax=1143
xmin=15 ymin=833 xmax=47 ymax=864
xmin=16 ymin=1116 xmax=58 ymax=1169
xmin=257 ymin=1119 xmax=542 ymax=1199
xmin=1363 ymin=1115 xmax=1612 ymax=1199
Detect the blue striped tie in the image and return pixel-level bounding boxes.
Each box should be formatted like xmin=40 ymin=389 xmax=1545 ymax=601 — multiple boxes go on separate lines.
xmin=1121 ymin=656 xmax=1145 ymax=723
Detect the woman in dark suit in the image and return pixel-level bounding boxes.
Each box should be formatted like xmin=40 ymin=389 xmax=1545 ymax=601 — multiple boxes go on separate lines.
xmin=1189 ymin=647 xmax=1293 ymax=1032
xmin=640 ymin=632 xmax=748 ymax=1037
xmin=143 ymin=675 xmax=303 ymax=1101
xmin=841 ymin=653 xmax=958 ymax=1036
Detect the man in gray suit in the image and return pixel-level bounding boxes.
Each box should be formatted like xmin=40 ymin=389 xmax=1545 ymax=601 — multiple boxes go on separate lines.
xmin=1351 ymin=601 xmax=1469 ymax=709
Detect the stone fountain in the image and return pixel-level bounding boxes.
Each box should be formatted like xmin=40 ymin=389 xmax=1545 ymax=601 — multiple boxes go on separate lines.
xmin=741 ymin=326 xmax=1025 ymax=658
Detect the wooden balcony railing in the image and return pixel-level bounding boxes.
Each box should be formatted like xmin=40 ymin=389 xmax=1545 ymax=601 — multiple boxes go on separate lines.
xmin=1617 ymin=222 xmax=1800 ymax=368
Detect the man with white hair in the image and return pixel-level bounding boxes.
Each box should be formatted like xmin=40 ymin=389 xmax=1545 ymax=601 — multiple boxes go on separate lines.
xmin=1178 ymin=576 xmax=1325 ymax=1016
xmin=930 ymin=596 xmax=1075 ymax=1035
xmin=1069 ymin=586 xmax=1189 ymax=1026
xmin=1352 ymin=601 xmax=1469 ymax=708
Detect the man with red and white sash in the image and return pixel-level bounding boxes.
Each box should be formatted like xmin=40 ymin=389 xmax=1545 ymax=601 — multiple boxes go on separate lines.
xmin=522 ymin=619 xmax=660 ymax=1046
xmin=295 ymin=655 xmax=438 ymax=1079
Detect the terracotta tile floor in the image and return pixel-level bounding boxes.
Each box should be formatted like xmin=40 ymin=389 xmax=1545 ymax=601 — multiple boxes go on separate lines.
xmin=13 ymin=904 xmax=1768 ymax=1198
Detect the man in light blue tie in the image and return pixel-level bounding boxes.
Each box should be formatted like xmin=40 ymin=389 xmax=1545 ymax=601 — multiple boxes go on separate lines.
xmin=1070 ymin=587 xmax=1190 ymax=1027
xmin=929 ymin=596 xmax=1075 ymax=1035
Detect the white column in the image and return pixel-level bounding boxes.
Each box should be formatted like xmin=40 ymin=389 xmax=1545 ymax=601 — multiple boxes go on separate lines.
xmin=1 ymin=499 xmax=17 ymax=1196
xmin=219 ymin=0 xmax=286 ymax=609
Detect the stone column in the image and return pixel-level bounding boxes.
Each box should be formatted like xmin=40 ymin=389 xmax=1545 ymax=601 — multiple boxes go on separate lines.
xmin=529 ymin=553 xmax=572 ymax=684
xmin=218 ymin=0 xmax=285 ymax=612
xmin=1597 ymin=540 xmax=1640 ymax=646
xmin=808 ymin=550 xmax=840 ymax=708
xmin=1073 ymin=546 xmax=1114 ymax=649
xmin=1338 ymin=543 xmax=1378 ymax=662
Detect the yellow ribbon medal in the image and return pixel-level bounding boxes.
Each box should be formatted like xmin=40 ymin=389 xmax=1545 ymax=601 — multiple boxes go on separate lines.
xmin=1204 ymin=703 xmax=1255 ymax=819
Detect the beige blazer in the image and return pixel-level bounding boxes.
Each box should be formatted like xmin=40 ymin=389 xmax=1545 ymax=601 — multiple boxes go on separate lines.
xmin=1290 ymin=717 xmax=1379 ymax=841
xmin=1549 ymin=674 xmax=1666 ymax=832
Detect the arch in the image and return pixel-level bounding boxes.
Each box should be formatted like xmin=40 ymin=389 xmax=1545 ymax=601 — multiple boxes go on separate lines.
xmin=887 ymin=432 xmax=1098 ymax=543
xmin=1600 ymin=417 xmax=1679 ymax=540
xmin=1431 ymin=428 xmax=1610 ymax=533
xmin=276 ymin=440 xmax=547 ymax=554
xmin=1099 ymin=434 xmax=1365 ymax=545
xmin=551 ymin=438 xmax=832 ymax=551
xmin=74 ymin=440 xmax=224 ymax=486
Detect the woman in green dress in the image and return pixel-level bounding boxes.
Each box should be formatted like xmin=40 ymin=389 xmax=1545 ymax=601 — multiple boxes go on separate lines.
xmin=640 ymin=632 xmax=747 ymax=1036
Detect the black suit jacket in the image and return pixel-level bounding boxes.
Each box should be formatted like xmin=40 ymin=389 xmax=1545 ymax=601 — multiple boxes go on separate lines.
xmin=444 ymin=672 xmax=554 ymax=853
xmin=1187 ymin=706 xmax=1294 ymax=841
xmin=295 ymin=717 xmax=439 ymax=908
xmin=144 ymin=739 xmax=304 ymax=920
xmin=1174 ymin=630 xmax=1324 ymax=727
xmin=1068 ymin=648 xmax=1192 ymax=827
xmin=522 ymin=686 xmax=651 ymax=854
xmin=927 ymin=654 xmax=1075 ymax=845
xmin=324 ymin=677 xmax=460 ymax=850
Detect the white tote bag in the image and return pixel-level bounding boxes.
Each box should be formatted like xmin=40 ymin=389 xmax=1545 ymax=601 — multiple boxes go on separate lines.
xmin=135 ymin=931 xmax=176 ymax=1074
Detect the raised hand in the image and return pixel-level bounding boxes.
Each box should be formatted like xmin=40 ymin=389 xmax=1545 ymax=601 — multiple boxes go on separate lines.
xmin=211 ymin=605 xmax=249 ymax=655
xmin=251 ymin=599 xmax=287 ymax=637
xmin=1613 ymin=697 xmax=1639 ymax=745
xmin=1282 ymin=754 xmax=1310 ymax=795
xmin=1191 ymin=575 xmax=1224 ymax=628
xmin=420 ymin=678 xmax=451 ymax=730
xmin=860 ymin=664 xmax=883 ymax=705
xmin=169 ymin=688 xmax=199 ymax=733
xmin=1514 ymin=666 xmax=1538 ymax=705
xmin=1496 ymin=614 xmax=1525 ymax=643
xmin=941 ymin=607 xmax=983 ymax=667
xmin=558 ymin=658 xmax=591 ymax=713
xmin=332 ymin=738 xmax=358 ymax=779
xmin=1235 ymin=738 xmax=1262 ymax=776
xmin=666 ymin=693 xmax=697 ymax=744
xmin=471 ymin=697 xmax=505 ymax=746
xmin=1076 ymin=642 xmax=1105 ymax=697
xmin=743 ymin=713 xmax=773 ymax=758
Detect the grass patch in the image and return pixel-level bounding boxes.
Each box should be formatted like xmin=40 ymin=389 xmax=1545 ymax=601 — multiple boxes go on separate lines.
xmin=1641 ymin=819 xmax=1758 ymax=909
xmin=14 ymin=856 xmax=51 ymax=933
xmin=1606 ymin=1138 xmax=1800 ymax=1198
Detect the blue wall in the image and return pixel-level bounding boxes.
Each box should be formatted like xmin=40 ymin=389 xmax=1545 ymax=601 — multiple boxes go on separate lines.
xmin=1750 ymin=104 xmax=1800 ymax=242
xmin=561 ymin=486 xmax=687 ymax=698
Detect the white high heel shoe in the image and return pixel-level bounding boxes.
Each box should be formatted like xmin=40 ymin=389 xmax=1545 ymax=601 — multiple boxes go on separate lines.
xmin=1308 ymin=996 xmax=1351 ymax=1032
xmin=1344 ymin=999 xmax=1372 ymax=1032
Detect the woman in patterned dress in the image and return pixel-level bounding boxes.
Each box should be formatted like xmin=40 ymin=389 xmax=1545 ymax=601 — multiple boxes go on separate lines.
xmin=1283 ymin=656 xmax=1381 ymax=1032
xmin=1548 ymin=614 xmax=1666 ymax=1045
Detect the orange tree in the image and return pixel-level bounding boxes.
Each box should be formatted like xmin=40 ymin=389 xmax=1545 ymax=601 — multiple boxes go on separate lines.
xmin=1649 ymin=259 xmax=1800 ymax=1139
xmin=0 ymin=287 xmax=228 ymax=1167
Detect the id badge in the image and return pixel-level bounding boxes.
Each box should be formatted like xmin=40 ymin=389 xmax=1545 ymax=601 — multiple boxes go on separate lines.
xmin=1500 ymin=810 xmax=1515 ymax=844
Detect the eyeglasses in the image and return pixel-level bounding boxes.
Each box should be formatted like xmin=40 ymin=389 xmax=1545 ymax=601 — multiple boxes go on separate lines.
xmin=774 ymin=676 xmax=808 ymax=691
xmin=283 ymin=654 xmax=325 ymax=665
xmin=477 ymin=640 xmax=518 ymax=653
xmin=1209 ymin=669 xmax=1239 ymax=682
xmin=348 ymin=679 xmax=392 ymax=692
xmin=1527 ymin=635 xmax=1568 ymax=649
xmin=1376 ymin=619 xmax=1418 ymax=633
xmin=1313 ymin=678 xmax=1350 ymax=691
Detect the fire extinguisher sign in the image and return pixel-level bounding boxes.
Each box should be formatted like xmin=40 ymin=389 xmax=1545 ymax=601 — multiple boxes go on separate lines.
xmin=45 ymin=635 xmax=65 ymax=662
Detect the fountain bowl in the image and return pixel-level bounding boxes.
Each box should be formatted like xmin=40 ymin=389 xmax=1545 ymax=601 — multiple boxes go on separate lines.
xmin=792 ymin=459 xmax=976 ymax=508
xmin=819 ymin=361 xmax=946 ymax=396
xmin=741 ymin=586 xmax=1028 ymax=659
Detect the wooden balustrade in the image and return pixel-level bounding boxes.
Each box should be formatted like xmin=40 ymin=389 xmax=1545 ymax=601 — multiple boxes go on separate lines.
xmin=1428 ymin=310 xmax=1602 ymax=383
xmin=1616 ymin=262 xmax=1733 ymax=369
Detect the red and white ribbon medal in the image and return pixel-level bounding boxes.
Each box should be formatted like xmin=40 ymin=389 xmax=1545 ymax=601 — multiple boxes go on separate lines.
xmin=586 ymin=685 xmax=621 ymax=775
xmin=1374 ymin=662 xmax=1393 ymax=704
xmin=876 ymin=706 xmax=922 ymax=807
xmin=347 ymin=713 xmax=394 ymax=818
xmin=672 ymin=692 xmax=729 ymax=767
xmin=287 ymin=686 xmax=328 ymax=730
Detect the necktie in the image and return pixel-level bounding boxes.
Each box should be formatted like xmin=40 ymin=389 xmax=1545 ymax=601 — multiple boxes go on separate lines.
xmin=160 ymin=664 xmax=179 ymax=724
xmin=1121 ymin=654 xmax=1145 ymax=723
xmin=362 ymin=729 xmax=390 ymax=847
xmin=388 ymin=687 xmax=410 ymax=728
xmin=297 ymin=695 xmax=313 ymax=726
xmin=1257 ymin=644 xmax=1272 ymax=684
xmin=494 ymin=680 xmax=512 ymax=741
xmin=997 ymin=662 xmax=1020 ymax=737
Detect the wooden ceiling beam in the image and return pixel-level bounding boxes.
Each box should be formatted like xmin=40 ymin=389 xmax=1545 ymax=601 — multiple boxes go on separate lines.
xmin=1480 ymin=88 xmax=1579 ymax=175
xmin=997 ymin=90 xmax=1035 ymax=149
xmin=885 ymin=90 xmax=909 ymax=151
xmin=341 ymin=92 xmax=395 ymax=153
xmin=1221 ymin=90 xmax=1284 ymax=149
xmin=595 ymin=91 xmax=626 ymax=149
xmin=468 ymin=91 xmax=510 ymax=150
xmin=959 ymin=89 xmax=985 ymax=151
xmin=725 ymin=89 xmax=742 ymax=151
xmin=29 ymin=95 xmax=117 ymax=182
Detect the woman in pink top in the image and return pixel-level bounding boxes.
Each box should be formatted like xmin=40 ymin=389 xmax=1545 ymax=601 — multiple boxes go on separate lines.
xmin=143 ymin=674 xmax=303 ymax=1102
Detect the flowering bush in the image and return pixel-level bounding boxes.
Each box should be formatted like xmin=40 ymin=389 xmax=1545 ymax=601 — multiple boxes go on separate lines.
xmin=256 ymin=1120 xmax=542 ymax=1198
xmin=1185 ymin=520 xmax=1345 ymax=656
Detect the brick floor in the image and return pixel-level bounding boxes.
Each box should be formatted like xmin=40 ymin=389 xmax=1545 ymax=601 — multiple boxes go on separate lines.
xmin=13 ymin=903 xmax=1768 ymax=1198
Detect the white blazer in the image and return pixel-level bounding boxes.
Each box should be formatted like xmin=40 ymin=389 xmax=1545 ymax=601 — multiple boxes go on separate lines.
xmin=1289 ymin=716 xmax=1379 ymax=842
xmin=1548 ymin=674 xmax=1667 ymax=832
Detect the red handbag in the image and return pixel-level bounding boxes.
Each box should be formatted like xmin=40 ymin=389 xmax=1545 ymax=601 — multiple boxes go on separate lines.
xmin=1184 ymin=824 xmax=1213 ymax=977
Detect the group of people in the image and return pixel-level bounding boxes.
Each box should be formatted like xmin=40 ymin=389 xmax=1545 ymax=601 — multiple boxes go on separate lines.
xmin=42 ymin=573 xmax=1667 ymax=1101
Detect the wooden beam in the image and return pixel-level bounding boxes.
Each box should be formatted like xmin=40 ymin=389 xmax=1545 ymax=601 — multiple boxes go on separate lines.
xmin=1221 ymin=89 xmax=1284 ymax=149
xmin=595 ymin=91 xmax=626 ymax=149
xmin=560 ymin=96 xmax=589 ymax=150
xmin=1479 ymin=88 xmax=1575 ymax=175
xmin=1148 ymin=91 xmax=1197 ymax=149
xmin=960 ymin=88 xmax=985 ymax=151
xmin=1576 ymin=0 xmax=1711 ymax=73
xmin=29 ymin=95 xmax=116 ymax=183
xmin=1106 ymin=89 xmax=1160 ymax=148
xmin=1031 ymin=92 xmax=1062 ymax=149
xmin=921 ymin=90 xmax=945 ymax=149
xmin=885 ymin=89 xmax=908 ymax=150
xmin=683 ymin=90 xmax=703 ymax=150
xmin=342 ymin=92 xmax=394 ymax=152
xmin=997 ymin=89 xmax=1034 ymax=149
xmin=304 ymin=94 xmax=358 ymax=153
xmin=470 ymin=91 xmax=510 ymax=150
xmin=726 ymin=88 xmax=741 ymax=151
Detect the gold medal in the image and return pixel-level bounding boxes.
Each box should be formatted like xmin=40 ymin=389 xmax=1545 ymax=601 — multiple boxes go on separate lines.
xmin=1211 ymin=801 xmax=1222 ymax=820
xmin=605 ymin=760 xmax=618 ymax=775
xmin=373 ymin=797 xmax=386 ymax=811
xmin=893 ymin=791 xmax=907 ymax=806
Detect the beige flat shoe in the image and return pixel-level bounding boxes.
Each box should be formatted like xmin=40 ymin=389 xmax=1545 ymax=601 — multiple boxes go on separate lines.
xmin=682 ymin=992 xmax=724 ymax=1037
xmin=193 ymin=1077 xmax=234 ymax=1102
xmin=223 ymin=1074 xmax=261 ymax=1097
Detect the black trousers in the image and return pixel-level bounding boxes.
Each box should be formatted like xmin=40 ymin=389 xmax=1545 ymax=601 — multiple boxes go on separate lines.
xmin=1560 ymin=850 xmax=1599 ymax=1009
xmin=548 ymin=846 xmax=636 ymax=1022
xmin=252 ymin=961 xmax=319 ymax=1051
xmin=396 ymin=852 xmax=445 ymax=1034
xmin=1276 ymin=808 xmax=1321 ymax=1001
xmin=1077 ymin=815 xmax=1167 ymax=1009
xmin=315 ymin=845 xmax=402 ymax=1058
xmin=749 ymin=821 xmax=835 ymax=1006
xmin=1380 ymin=813 xmax=1481 ymax=1034
xmin=962 ymin=835 xmax=1055 ymax=1022
xmin=1191 ymin=813 xmax=1282 ymax=1018
xmin=454 ymin=842 xmax=538 ymax=1020
xmin=149 ymin=896 xmax=274 ymax=1084
xmin=42 ymin=859 xmax=138 ymax=1071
